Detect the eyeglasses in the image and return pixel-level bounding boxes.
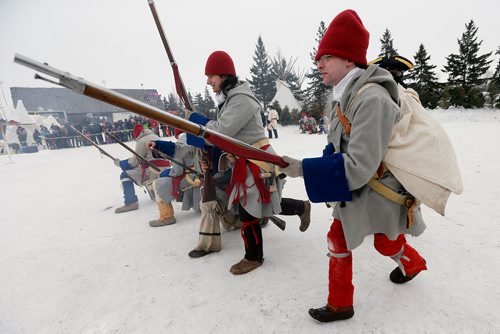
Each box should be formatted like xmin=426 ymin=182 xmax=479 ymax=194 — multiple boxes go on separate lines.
xmin=315 ymin=55 xmax=332 ymax=65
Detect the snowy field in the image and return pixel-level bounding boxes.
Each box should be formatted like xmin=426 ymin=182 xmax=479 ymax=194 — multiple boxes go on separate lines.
xmin=1 ymin=109 xmax=500 ymax=333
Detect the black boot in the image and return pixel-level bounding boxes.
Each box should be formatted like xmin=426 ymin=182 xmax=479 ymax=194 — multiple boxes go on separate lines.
xmin=390 ymin=258 xmax=426 ymax=284
xmin=308 ymin=305 xmax=354 ymax=322
xmin=390 ymin=267 xmax=421 ymax=284
xmin=280 ymin=198 xmax=311 ymax=232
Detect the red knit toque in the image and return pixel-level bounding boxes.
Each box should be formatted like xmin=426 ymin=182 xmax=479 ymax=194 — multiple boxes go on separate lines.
xmin=133 ymin=124 xmax=144 ymax=139
xmin=205 ymin=51 xmax=236 ymax=76
xmin=315 ymin=9 xmax=369 ymax=66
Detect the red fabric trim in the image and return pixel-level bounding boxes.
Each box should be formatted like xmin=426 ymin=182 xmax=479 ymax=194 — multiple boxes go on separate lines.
xmin=228 ymin=158 xmax=248 ymax=206
xmin=228 ymin=157 xmax=271 ymax=207
xmin=241 ymin=220 xmax=260 ymax=248
xmin=327 ymin=219 xmax=353 ymax=307
xmin=171 ymin=174 xmax=184 ymax=198
xmin=248 ymin=162 xmax=270 ymax=204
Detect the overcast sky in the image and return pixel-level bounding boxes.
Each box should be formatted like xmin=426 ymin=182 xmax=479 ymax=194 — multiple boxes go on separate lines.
xmin=0 ymin=0 xmax=498 ymax=108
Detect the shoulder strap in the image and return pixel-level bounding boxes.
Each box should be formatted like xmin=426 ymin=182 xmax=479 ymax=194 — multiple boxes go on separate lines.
xmin=337 ymin=83 xmax=379 ymax=135
xmin=336 ymin=104 xmax=352 ymax=135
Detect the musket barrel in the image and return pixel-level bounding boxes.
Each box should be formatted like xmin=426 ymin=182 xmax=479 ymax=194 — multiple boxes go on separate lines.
xmin=14 ymin=54 xmax=55 ymax=76
xmin=14 ymin=53 xmax=86 ymax=93
xmin=14 ymin=53 xmax=68 ymax=80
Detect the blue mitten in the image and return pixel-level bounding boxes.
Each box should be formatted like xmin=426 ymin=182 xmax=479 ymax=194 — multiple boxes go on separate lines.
xmin=119 ymin=159 xmax=131 ymax=171
xmin=189 ymin=112 xmax=210 ymax=126
xmin=322 ymin=143 xmax=335 ymax=157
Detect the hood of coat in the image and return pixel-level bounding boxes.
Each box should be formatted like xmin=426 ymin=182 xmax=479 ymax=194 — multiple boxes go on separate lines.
xmin=226 ymin=81 xmax=261 ymax=107
xmin=340 ymin=64 xmax=399 ymax=108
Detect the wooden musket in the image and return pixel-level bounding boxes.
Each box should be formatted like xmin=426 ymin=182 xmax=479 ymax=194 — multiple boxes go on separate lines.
xmin=13 ymin=54 xmax=288 ymax=167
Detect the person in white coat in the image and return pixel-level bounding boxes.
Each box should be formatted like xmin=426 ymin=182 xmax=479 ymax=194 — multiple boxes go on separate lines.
xmin=266 ymin=106 xmax=279 ymax=138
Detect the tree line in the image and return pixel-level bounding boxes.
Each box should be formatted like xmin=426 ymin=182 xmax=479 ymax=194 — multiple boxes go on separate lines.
xmin=162 ymin=19 xmax=499 ymax=122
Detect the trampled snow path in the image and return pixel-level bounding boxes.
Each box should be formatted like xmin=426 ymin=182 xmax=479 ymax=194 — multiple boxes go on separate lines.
xmin=1 ymin=110 xmax=499 ymax=333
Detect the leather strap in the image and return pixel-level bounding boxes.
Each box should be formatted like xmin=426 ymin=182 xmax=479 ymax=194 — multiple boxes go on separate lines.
xmin=336 ymin=104 xmax=351 ymax=135
xmin=367 ymin=178 xmax=417 ymax=228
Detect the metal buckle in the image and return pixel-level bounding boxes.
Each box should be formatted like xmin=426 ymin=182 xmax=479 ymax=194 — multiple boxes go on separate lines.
xmin=404 ymin=196 xmax=415 ymax=209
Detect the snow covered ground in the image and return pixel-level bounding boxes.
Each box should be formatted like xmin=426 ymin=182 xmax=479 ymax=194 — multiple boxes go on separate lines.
xmin=1 ymin=109 xmax=499 ymax=333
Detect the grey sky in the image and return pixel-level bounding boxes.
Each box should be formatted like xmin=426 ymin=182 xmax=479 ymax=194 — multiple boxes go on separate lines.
xmin=0 ymin=0 xmax=498 ymax=107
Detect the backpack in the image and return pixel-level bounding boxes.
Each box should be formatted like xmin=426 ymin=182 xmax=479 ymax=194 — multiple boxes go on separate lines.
xmin=338 ymin=84 xmax=463 ymax=216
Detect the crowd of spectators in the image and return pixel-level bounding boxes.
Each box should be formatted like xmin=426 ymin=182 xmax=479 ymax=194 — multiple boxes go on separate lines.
xmin=7 ymin=114 xmax=178 ymax=151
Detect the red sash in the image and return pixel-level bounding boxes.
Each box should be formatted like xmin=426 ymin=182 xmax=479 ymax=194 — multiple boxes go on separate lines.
xmin=228 ymin=145 xmax=271 ymax=206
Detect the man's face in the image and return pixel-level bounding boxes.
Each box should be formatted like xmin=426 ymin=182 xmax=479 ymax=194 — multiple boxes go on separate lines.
xmin=206 ymin=74 xmax=225 ymax=94
xmin=317 ymin=55 xmax=351 ymax=87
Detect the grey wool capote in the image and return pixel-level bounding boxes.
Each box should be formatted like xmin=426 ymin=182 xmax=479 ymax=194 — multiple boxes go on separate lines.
xmin=328 ymin=65 xmax=426 ymax=250
xmin=204 ymin=81 xmax=283 ymax=218
xmin=124 ymin=128 xmax=160 ymax=185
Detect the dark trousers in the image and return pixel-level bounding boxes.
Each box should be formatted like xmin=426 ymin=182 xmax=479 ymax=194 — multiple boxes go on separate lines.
xmin=238 ymin=205 xmax=263 ymax=262
xmin=268 ymin=129 xmax=279 ymax=139
xmin=238 ymin=198 xmax=305 ymax=261
xmin=280 ymin=197 xmax=305 ymax=216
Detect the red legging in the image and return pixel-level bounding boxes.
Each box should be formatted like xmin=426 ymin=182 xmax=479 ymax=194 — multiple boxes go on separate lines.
xmin=327 ymin=218 xmax=426 ymax=307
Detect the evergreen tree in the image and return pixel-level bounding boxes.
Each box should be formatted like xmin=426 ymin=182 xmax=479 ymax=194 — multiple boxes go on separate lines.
xmin=304 ymin=21 xmax=330 ymax=119
xmin=443 ymin=20 xmax=493 ymax=108
xmin=487 ymin=81 xmax=499 ymax=108
xmin=439 ymin=84 xmax=452 ymax=109
xmin=247 ymin=35 xmax=275 ymax=108
xmin=166 ymin=93 xmax=180 ymax=111
xmin=378 ymin=28 xmax=398 ymax=57
xmin=280 ymin=106 xmax=292 ymax=125
xmin=191 ymin=89 xmax=217 ymax=117
xmin=487 ymin=46 xmax=500 ymax=108
xmin=203 ymin=87 xmax=216 ymax=111
xmin=271 ymin=100 xmax=282 ymax=116
xmin=493 ymin=46 xmax=500 ymax=82
xmin=193 ymin=92 xmax=206 ymax=115
xmin=162 ymin=97 xmax=168 ymax=111
xmin=407 ymin=44 xmax=441 ymax=109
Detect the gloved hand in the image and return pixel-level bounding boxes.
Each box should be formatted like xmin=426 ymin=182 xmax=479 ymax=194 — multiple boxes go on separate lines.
xmin=114 ymin=158 xmax=121 ymax=167
xmin=147 ymin=141 xmax=156 ymax=150
xmin=184 ymin=109 xmax=193 ymax=120
xmin=281 ymin=156 xmax=303 ymax=178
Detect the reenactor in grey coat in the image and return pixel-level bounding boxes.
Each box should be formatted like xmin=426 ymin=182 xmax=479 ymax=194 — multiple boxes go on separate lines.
xmin=148 ymin=134 xmax=202 ymax=226
xmin=114 ymin=124 xmax=162 ymax=213
xmin=187 ymin=51 xmax=310 ymax=275
xmin=282 ymin=10 xmax=427 ymax=323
